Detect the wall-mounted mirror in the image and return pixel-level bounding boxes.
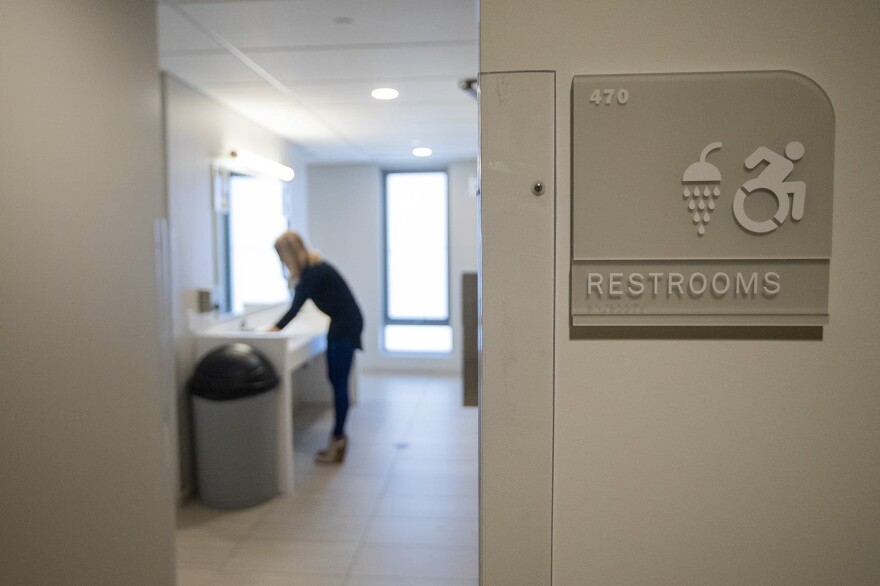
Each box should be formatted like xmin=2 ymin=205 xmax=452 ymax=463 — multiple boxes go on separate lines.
xmin=212 ymin=160 xmax=291 ymax=314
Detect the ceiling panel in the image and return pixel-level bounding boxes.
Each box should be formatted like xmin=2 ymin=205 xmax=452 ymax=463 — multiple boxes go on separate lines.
xmin=282 ymin=78 xmax=471 ymax=106
xmin=160 ymin=53 xmax=267 ymax=84
xmin=198 ymin=83 xmax=291 ymax=103
xmin=175 ymin=0 xmax=477 ymax=49
xmin=201 ymin=78 xmax=472 ymax=107
xmin=310 ymin=102 xmax=476 ymax=132
xmin=157 ymin=5 xmax=222 ymax=52
xmin=360 ymin=133 xmax=477 ymax=155
xmin=246 ymin=44 xmax=476 ymax=83
xmin=156 ymin=0 xmax=479 ymax=165
xmin=201 ymin=82 xmax=476 ymax=157
xmin=203 ymin=91 xmax=338 ymax=142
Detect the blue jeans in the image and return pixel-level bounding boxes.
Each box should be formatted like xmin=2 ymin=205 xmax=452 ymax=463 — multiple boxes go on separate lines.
xmin=326 ymin=339 xmax=355 ymax=438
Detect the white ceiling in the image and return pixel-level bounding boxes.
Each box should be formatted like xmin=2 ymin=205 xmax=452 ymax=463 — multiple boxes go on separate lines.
xmin=156 ymin=0 xmax=479 ymax=166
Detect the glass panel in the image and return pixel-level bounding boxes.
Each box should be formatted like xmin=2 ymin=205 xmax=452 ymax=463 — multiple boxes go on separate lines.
xmin=385 ymin=172 xmax=449 ymax=321
xmin=228 ymin=175 xmax=289 ymax=313
xmin=384 ymin=325 xmax=453 ymax=353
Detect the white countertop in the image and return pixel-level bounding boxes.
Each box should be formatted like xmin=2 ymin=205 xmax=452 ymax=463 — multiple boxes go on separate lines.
xmin=193 ymin=301 xmax=330 ymax=494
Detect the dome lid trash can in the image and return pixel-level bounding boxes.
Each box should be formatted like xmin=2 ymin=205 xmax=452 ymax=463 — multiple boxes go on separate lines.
xmin=189 ymin=342 xmax=279 ymax=401
xmin=188 ymin=343 xmax=280 ymax=509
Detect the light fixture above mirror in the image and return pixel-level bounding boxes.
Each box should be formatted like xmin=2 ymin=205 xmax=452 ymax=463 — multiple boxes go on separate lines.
xmin=227 ymin=149 xmax=295 ymax=182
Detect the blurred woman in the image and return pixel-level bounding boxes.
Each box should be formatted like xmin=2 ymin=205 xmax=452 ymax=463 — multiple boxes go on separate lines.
xmin=271 ymin=231 xmax=363 ymax=463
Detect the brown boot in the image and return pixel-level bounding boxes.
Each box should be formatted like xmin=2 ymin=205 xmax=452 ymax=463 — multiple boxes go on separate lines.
xmin=315 ymin=435 xmax=347 ymax=464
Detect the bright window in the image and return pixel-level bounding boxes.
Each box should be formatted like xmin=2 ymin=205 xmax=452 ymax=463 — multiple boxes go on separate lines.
xmin=384 ymin=324 xmax=453 ymax=353
xmin=383 ymin=171 xmax=451 ymax=353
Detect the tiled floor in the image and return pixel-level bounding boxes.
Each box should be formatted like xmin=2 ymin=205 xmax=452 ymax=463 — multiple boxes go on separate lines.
xmin=176 ymin=374 xmax=479 ymax=586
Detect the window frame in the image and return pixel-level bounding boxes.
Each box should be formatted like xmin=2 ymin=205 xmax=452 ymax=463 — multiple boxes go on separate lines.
xmin=381 ymin=169 xmax=452 ymax=330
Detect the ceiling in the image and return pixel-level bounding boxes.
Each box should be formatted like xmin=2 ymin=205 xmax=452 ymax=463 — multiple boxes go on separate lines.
xmin=156 ymin=0 xmax=479 ymax=167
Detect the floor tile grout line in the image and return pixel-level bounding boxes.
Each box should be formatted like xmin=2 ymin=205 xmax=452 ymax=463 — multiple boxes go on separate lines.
xmin=193 ymin=405 xmax=335 ymax=577
xmin=342 ymin=378 xmax=430 ymax=583
xmin=176 ymin=375 xmax=477 ymax=584
xmin=210 ymin=500 xmax=279 ymax=576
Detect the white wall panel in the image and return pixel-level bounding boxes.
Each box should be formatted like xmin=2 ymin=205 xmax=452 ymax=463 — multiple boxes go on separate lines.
xmin=480 ymin=0 xmax=880 ymax=583
xmin=479 ymin=71 xmax=556 ymax=586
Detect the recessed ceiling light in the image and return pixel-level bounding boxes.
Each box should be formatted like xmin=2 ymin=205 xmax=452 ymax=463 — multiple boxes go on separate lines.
xmin=371 ymin=87 xmax=399 ymax=100
xmin=412 ymin=147 xmax=433 ymax=157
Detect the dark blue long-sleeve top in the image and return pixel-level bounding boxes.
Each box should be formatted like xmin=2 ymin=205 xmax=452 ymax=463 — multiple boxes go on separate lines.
xmin=274 ymin=261 xmax=364 ymax=350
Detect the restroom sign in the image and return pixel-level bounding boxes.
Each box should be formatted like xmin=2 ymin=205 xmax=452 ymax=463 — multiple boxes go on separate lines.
xmin=571 ymin=71 xmax=834 ymax=327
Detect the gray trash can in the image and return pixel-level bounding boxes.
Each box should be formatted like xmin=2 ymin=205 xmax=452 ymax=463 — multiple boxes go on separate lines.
xmin=189 ymin=343 xmax=279 ymax=509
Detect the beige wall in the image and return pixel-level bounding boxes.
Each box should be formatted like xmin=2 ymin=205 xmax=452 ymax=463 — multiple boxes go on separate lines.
xmin=481 ymin=0 xmax=880 ymax=583
xmin=308 ymin=160 xmax=479 ymax=373
xmin=0 ymin=1 xmax=175 ymax=583
xmin=163 ymin=75 xmax=310 ymax=496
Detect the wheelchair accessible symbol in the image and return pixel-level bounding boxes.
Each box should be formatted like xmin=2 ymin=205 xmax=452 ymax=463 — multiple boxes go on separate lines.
xmin=681 ymin=141 xmax=806 ymax=236
xmin=732 ymin=142 xmax=806 ymax=234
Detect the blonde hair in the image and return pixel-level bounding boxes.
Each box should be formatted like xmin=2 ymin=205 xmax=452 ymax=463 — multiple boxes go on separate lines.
xmin=274 ymin=231 xmax=321 ymax=282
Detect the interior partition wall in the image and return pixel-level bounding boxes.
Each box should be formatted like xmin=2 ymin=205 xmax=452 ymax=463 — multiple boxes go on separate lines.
xmin=1 ymin=1 xmax=176 ymax=583
xmin=480 ymin=1 xmax=880 ymax=583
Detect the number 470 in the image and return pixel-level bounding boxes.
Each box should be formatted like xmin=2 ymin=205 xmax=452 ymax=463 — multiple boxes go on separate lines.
xmin=590 ymin=88 xmax=629 ymax=105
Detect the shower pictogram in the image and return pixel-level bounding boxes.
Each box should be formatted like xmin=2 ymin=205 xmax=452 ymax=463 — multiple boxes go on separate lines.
xmin=681 ymin=142 xmax=722 ymax=236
